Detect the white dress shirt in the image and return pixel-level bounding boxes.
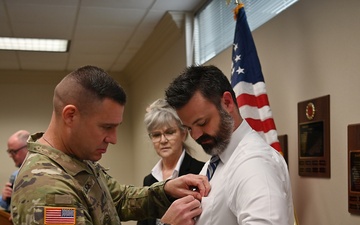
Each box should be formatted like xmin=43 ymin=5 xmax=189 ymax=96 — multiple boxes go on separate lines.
xmin=196 ymin=120 xmax=294 ymax=225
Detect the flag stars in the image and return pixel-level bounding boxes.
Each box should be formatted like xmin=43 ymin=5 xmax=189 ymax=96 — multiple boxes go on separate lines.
xmin=236 ymin=66 xmax=245 ymax=74
xmin=233 ymin=43 xmax=238 ymax=51
xmin=234 ymin=54 xmax=241 ymax=62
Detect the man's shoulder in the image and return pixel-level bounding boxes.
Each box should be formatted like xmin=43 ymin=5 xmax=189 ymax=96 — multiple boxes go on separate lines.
xmin=20 ymin=152 xmax=61 ymax=174
xmin=24 ymin=148 xmax=89 ymax=176
xmin=16 ymin=153 xmax=75 ymax=191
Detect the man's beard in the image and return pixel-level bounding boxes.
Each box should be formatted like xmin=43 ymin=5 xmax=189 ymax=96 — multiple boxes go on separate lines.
xmin=196 ymin=108 xmax=234 ymax=156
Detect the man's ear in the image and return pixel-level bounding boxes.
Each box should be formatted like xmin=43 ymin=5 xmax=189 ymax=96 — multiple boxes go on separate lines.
xmin=62 ymin=105 xmax=77 ymax=126
xmin=221 ymin=91 xmax=236 ymax=112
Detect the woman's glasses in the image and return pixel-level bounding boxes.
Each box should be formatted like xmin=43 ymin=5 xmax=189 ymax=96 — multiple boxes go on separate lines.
xmin=149 ymin=129 xmax=177 ymax=143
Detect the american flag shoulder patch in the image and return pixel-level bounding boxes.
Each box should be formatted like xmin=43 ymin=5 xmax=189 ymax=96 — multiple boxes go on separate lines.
xmin=44 ymin=206 xmax=76 ymax=225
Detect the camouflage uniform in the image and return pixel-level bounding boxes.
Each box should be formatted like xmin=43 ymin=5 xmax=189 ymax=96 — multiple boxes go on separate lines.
xmin=11 ymin=133 xmax=171 ymax=225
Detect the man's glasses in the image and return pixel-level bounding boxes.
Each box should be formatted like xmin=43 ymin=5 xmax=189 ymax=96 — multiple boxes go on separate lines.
xmin=149 ymin=129 xmax=177 ymax=143
xmin=6 ymin=145 xmax=27 ymax=156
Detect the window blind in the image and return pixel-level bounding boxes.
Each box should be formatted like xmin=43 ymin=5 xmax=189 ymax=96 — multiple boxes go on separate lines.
xmin=194 ymin=0 xmax=298 ymax=65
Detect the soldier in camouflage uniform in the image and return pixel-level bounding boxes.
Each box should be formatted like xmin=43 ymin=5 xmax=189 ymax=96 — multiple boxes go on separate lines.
xmin=11 ymin=65 xmax=209 ymax=225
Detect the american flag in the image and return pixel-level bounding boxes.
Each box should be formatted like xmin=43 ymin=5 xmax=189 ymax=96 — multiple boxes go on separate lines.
xmin=230 ymin=4 xmax=282 ymax=154
xmin=44 ymin=207 xmax=76 ymax=224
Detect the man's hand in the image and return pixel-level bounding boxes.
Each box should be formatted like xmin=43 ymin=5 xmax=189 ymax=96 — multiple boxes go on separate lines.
xmin=2 ymin=182 xmax=12 ymax=201
xmin=164 ymin=174 xmax=210 ymax=200
xmin=161 ymin=195 xmax=201 ymax=225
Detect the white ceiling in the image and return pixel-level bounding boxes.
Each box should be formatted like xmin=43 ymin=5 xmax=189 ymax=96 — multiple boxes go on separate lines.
xmin=0 ymin=0 xmax=205 ymax=72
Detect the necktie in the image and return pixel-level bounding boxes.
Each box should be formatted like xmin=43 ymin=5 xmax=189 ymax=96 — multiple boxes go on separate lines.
xmin=206 ymin=155 xmax=220 ymax=181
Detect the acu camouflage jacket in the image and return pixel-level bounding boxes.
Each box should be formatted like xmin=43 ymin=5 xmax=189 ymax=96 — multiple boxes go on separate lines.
xmin=11 ymin=133 xmax=171 ymax=225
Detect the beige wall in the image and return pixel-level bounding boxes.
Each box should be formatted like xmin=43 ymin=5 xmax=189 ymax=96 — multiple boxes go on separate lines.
xmin=0 ymin=70 xmax=62 ymax=183
xmin=250 ymin=0 xmax=360 ymax=224
xmin=1 ymin=0 xmax=360 ymax=224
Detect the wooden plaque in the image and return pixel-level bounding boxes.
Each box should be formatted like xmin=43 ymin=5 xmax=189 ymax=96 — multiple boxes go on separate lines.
xmin=348 ymin=124 xmax=360 ymax=214
xmin=298 ymin=95 xmax=330 ymax=178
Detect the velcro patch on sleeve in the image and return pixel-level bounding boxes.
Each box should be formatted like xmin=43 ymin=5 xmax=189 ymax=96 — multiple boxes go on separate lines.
xmin=44 ymin=207 xmax=76 ymax=225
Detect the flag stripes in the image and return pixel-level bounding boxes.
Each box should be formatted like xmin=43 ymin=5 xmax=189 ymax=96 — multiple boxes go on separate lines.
xmin=230 ymin=4 xmax=282 ymax=154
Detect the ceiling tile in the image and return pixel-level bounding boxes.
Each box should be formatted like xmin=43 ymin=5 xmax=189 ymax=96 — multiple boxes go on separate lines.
xmin=0 ymin=0 xmax=205 ymax=72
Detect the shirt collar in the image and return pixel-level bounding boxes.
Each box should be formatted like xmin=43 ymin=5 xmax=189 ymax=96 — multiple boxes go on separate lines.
xmin=218 ymin=120 xmax=252 ymax=164
xmin=151 ymin=149 xmax=185 ymax=181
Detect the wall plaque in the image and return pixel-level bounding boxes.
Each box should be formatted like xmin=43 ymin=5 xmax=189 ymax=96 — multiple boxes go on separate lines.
xmin=298 ymin=95 xmax=330 ymax=178
xmin=348 ymin=124 xmax=360 ymax=214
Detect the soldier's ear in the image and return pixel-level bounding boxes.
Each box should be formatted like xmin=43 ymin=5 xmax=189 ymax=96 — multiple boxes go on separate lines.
xmin=62 ymin=105 xmax=78 ymax=126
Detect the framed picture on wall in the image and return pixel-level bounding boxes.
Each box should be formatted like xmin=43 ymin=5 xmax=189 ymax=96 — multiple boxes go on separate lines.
xmin=298 ymin=95 xmax=330 ymax=178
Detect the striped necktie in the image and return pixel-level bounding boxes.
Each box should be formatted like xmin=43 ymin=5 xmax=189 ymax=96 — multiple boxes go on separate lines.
xmin=206 ymin=155 xmax=220 ymax=181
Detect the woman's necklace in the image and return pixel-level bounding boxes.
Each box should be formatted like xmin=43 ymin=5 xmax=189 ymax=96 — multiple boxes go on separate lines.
xmin=42 ymin=136 xmax=54 ymax=148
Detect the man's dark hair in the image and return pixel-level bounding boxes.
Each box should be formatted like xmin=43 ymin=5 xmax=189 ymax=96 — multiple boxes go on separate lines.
xmin=54 ymin=65 xmax=127 ymax=116
xmin=70 ymin=65 xmax=127 ymax=105
xmin=165 ymin=65 xmax=238 ymax=109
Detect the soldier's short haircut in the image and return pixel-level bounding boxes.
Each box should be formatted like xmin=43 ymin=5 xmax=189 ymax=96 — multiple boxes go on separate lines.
xmin=68 ymin=65 xmax=126 ymax=105
xmin=53 ymin=65 xmax=126 ymax=115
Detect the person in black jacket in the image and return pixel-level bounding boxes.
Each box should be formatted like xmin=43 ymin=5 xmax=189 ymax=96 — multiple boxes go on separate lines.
xmin=138 ymin=99 xmax=205 ymax=225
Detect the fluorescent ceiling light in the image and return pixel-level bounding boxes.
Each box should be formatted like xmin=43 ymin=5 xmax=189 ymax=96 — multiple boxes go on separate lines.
xmin=0 ymin=37 xmax=69 ymax=52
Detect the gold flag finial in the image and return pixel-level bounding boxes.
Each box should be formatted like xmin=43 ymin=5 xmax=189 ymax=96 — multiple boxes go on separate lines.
xmin=226 ymin=0 xmax=242 ymax=6
xmin=233 ymin=2 xmax=244 ymax=19
xmin=226 ymin=0 xmax=244 ymax=20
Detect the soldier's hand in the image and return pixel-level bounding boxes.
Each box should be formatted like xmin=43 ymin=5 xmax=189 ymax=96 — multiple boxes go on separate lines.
xmin=161 ymin=195 xmax=201 ymax=225
xmin=164 ymin=174 xmax=210 ymax=201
